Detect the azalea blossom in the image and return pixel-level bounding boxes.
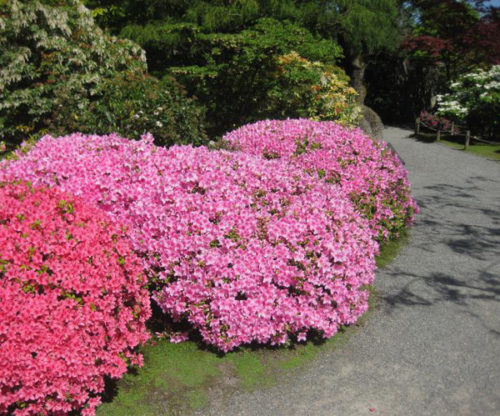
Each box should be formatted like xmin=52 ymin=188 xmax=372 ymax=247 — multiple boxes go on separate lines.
xmin=1 ymin=131 xmax=380 ymax=352
xmin=224 ymin=119 xmax=418 ymax=242
xmin=0 ymin=181 xmax=151 ymax=415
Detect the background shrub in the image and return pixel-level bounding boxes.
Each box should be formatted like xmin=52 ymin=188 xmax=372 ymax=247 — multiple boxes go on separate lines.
xmin=51 ymin=71 xmax=207 ymax=147
xmin=1 ymin=133 xmax=377 ymax=352
xmin=0 ymin=0 xmax=142 ymax=143
xmin=0 ymin=0 xmax=206 ymax=146
xmin=418 ymin=110 xmax=453 ymax=132
xmin=123 ymin=17 xmax=343 ymax=135
xmin=0 ymin=181 xmax=151 ymax=415
xmin=224 ymin=119 xmax=418 ymax=242
xmin=80 ymin=1 xmax=499 ymax=139
xmin=261 ymin=51 xmax=361 ymax=126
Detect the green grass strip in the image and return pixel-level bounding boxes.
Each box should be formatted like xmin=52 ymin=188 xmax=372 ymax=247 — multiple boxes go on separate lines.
xmin=413 ymin=132 xmax=500 ymax=160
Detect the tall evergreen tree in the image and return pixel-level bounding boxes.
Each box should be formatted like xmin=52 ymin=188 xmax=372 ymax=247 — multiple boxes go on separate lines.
xmin=182 ymin=1 xmax=403 ymax=102
xmin=85 ymin=0 xmax=402 ymax=104
xmin=290 ymin=1 xmax=403 ymax=103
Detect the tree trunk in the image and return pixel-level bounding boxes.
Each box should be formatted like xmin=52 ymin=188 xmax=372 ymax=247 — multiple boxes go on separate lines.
xmin=350 ymin=54 xmax=367 ymax=104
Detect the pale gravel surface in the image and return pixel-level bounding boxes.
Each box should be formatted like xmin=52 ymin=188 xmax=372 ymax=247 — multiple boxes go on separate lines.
xmin=201 ymin=126 xmax=500 ymax=416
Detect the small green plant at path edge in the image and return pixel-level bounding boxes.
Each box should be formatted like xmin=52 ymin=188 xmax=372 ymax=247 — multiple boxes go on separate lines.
xmin=97 ymin=235 xmax=408 ymax=416
xmin=376 ymin=229 xmax=409 ymax=269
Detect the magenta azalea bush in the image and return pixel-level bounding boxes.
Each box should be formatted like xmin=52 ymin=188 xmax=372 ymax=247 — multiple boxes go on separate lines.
xmin=1 ymin=133 xmax=378 ymax=351
xmin=419 ymin=110 xmax=454 ymax=132
xmin=223 ymin=119 xmax=418 ymax=242
xmin=0 ymin=181 xmax=151 ymax=416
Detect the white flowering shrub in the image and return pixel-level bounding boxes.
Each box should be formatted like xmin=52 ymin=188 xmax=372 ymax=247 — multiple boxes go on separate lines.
xmin=437 ymin=66 xmax=500 ymax=138
xmin=0 ymin=0 xmax=146 ymax=143
xmin=0 ymin=0 xmax=206 ymax=146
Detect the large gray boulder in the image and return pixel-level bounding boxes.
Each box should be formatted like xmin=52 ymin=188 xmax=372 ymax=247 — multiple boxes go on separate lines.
xmin=359 ymin=105 xmax=384 ymax=140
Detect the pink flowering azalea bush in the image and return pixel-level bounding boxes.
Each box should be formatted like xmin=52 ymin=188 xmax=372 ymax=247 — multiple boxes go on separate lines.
xmin=0 ymin=181 xmax=151 ymax=416
xmin=419 ymin=110 xmax=454 ymax=132
xmin=1 ymin=133 xmax=377 ymax=351
xmin=223 ymin=119 xmax=418 ymax=242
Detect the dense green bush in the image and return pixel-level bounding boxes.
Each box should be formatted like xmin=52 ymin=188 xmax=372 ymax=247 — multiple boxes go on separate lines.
xmin=0 ymin=0 xmax=141 ymax=143
xmin=129 ymin=16 xmax=342 ymax=75
xmin=0 ymin=0 xmax=206 ymax=146
xmin=52 ymin=71 xmax=207 ymax=146
xmin=262 ymin=52 xmax=361 ymax=126
xmin=123 ymin=18 xmax=343 ymax=135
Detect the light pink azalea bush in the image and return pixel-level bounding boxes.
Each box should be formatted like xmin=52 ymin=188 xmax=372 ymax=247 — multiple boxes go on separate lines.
xmin=1 ymin=133 xmax=377 ymax=351
xmin=0 ymin=181 xmax=151 ymax=416
xmin=223 ymin=119 xmax=418 ymax=242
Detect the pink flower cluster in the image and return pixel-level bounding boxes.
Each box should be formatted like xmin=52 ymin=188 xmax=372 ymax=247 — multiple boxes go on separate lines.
xmin=223 ymin=119 xmax=418 ymax=241
xmin=419 ymin=110 xmax=455 ymax=132
xmin=1 ymin=133 xmax=378 ymax=352
xmin=0 ymin=182 xmax=151 ymax=416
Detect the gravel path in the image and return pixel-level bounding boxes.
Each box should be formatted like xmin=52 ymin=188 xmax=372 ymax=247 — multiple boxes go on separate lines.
xmin=203 ymin=126 xmax=500 ymax=416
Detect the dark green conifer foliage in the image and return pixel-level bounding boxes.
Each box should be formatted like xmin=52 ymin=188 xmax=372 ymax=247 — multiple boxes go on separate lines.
xmin=291 ymin=1 xmax=402 ymax=102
